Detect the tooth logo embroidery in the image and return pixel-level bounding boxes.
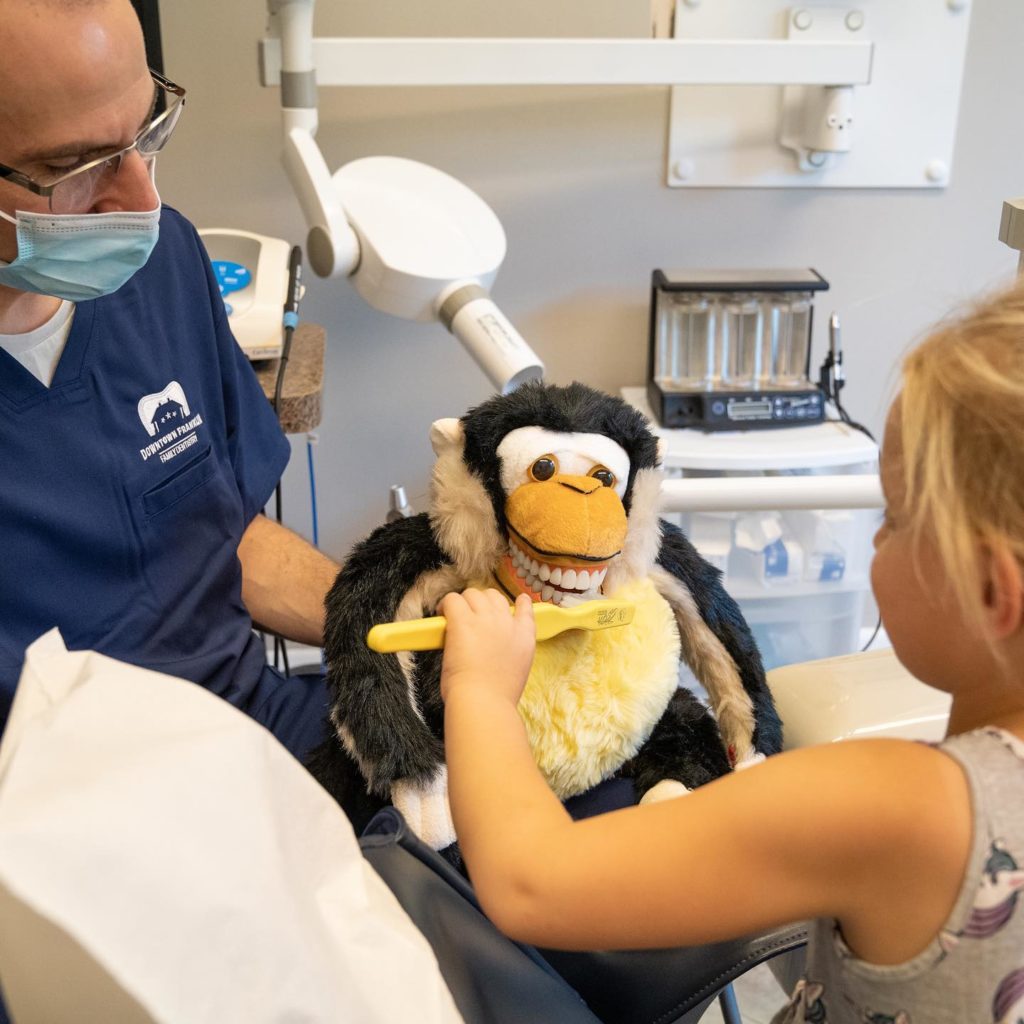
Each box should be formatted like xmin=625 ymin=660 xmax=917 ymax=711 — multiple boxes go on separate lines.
xmin=136 ymin=381 xmax=204 ymax=464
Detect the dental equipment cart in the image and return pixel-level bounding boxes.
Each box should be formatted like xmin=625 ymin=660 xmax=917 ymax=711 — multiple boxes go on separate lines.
xmin=624 ymin=387 xmax=879 ymax=671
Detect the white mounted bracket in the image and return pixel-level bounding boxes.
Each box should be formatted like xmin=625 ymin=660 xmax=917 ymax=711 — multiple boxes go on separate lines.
xmin=668 ymin=2 xmax=973 ymax=189
xmin=1000 ymin=198 xmax=1024 ymax=276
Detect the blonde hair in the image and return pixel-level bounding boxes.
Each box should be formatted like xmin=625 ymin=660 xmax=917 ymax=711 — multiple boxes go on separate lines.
xmin=899 ymin=277 xmax=1024 ymax=636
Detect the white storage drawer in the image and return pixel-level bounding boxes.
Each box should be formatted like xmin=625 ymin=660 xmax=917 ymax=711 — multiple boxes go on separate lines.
xmin=622 ymin=386 xmax=880 ymax=671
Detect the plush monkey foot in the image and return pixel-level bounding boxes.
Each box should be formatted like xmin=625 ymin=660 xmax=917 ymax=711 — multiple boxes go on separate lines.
xmin=390 ymin=767 xmax=458 ymax=850
xmin=639 ymin=779 xmax=690 ymax=804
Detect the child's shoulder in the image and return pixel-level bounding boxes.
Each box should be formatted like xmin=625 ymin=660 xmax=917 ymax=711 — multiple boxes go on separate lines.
xmin=751 ymin=738 xmax=970 ymax=864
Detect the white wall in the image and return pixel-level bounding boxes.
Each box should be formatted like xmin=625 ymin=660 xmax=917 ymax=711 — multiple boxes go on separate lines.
xmin=158 ymin=0 xmax=1024 ymax=565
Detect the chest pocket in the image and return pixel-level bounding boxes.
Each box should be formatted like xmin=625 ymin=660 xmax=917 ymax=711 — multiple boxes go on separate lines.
xmin=122 ymin=440 xmax=245 ymax=662
xmin=141 ymin=445 xmax=217 ymax=519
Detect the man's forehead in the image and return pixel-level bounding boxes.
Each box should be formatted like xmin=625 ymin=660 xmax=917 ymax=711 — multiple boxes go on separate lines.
xmin=0 ymin=0 xmax=149 ymax=159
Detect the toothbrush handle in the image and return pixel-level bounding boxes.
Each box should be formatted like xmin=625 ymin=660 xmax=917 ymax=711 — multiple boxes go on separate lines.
xmin=367 ymin=616 xmax=447 ymax=653
xmin=366 ymin=600 xmax=634 ymax=653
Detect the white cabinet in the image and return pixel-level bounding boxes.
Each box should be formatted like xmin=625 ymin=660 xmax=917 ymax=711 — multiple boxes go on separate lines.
xmin=623 ymin=387 xmax=879 ymax=670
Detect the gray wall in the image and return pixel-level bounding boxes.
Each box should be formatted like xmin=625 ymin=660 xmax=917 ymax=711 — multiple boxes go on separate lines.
xmin=158 ymin=0 xmax=1024 ymax=564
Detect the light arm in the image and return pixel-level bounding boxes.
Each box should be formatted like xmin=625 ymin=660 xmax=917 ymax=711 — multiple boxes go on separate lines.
xmin=237 ymin=513 xmax=339 ymax=647
xmin=269 ymin=1 xmax=359 ymax=279
xmin=267 ymin=0 xmax=545 ymax=393
xmin=282 ymin=126 xmax=359 ymax=280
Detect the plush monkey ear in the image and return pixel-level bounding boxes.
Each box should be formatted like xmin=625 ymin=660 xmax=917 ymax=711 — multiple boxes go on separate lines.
xmin=430 ymin=418 xmax=465 ymax=457
xmin=656 ymin=437 xmax=667 ymax=465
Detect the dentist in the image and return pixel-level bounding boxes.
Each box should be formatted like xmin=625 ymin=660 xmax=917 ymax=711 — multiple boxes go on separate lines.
xmin=0 ymin=0 xmax=339 ymax=761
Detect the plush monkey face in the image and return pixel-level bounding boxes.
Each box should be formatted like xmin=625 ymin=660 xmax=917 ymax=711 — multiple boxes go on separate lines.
xmin=492 ymin=427 xmax=631 ymax=605
xmin=428 ymin=382 xmax=665 ymax=605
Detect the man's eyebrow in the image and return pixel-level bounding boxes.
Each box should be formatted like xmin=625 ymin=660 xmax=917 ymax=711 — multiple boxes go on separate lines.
xmin=17 ymin=84 xmax=160 ymax=165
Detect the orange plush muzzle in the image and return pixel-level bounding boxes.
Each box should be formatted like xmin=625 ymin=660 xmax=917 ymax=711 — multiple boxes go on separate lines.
xmin=494 ymin=474 xmax=628 ymax=605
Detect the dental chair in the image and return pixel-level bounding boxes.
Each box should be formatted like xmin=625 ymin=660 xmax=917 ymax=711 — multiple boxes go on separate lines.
xmin=361 ymin=802 xmax=808 ymax=1024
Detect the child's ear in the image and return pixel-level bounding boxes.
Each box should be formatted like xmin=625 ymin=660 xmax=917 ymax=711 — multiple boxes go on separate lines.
xmin=981 ymin=542 xmax=1024 ymax=640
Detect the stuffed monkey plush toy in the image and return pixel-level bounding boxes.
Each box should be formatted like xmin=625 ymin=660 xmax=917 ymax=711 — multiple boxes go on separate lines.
xmin=310 ymin=382 xmax=782 ymax=851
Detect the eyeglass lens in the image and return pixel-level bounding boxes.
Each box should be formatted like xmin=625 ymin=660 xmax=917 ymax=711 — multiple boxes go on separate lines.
xmin=48 ymin=94 xmax=182 ymax=214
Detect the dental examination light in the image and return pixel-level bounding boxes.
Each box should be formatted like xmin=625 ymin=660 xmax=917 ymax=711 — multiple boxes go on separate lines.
xmin=265 ymin=0 xmax=543 ymax=394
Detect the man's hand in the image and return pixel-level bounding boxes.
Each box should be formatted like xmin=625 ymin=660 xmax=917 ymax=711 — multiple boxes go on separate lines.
xmin=237 ymin=515 xmax=339 ymax=647
xmin=439 ymin=589 xmax=535 ymax=706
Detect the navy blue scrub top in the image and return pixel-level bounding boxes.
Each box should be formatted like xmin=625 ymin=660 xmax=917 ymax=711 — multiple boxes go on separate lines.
xmin=0 ymin=207 xmax=290 ymax=734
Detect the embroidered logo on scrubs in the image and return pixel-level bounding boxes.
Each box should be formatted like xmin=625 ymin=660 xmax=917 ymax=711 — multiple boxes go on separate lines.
xmin=136 ymin=381 xmax=204 ymax=464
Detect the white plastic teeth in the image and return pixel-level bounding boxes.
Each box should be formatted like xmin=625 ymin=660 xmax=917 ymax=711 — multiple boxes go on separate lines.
xmin=508 ymin=539 xmax=607 ymax=603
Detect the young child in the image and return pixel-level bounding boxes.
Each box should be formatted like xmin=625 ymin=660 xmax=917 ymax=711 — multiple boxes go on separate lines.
xmin=439 ymin=279 xmax=1024 ymax=1024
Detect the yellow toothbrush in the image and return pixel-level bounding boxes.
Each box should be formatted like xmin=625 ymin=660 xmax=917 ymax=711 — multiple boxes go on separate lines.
xmin=366 ymin=599 xmax=635 ymax=654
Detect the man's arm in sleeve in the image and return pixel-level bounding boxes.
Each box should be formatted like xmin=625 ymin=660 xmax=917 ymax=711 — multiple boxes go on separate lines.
xmin=237 ymin=514 xmax=340 ymax=647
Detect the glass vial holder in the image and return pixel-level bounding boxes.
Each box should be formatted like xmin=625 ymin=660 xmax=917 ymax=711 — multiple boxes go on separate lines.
xmin=654 ymin=288 xmax=813 ymax=392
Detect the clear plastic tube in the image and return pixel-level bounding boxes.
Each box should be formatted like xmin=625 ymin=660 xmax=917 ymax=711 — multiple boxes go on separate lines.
xmin=674 ymin=294 xmax=715 ymax=389
xmin=722 ymin=295 xmax=762 ymax=388
xmin=775 ymin=292 xmax=812 ymax=385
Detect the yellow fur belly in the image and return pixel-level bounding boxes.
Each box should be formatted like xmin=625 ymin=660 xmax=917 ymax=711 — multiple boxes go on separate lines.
xmin=516 ymin=577 xmax=681 ymax=799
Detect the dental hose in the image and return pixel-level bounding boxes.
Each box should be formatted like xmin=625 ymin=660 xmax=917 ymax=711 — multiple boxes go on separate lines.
xmin=271 ymin=244 xmax=304 ymax=674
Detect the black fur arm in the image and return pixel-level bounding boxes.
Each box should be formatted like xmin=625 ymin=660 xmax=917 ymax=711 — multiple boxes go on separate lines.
xmin=656 ymin=519 xmax=783 ymax=755
xmin=322 ymin=514 xmax=450 ymax=793
xmin=620 ymin=688 xmax=731 ymax=795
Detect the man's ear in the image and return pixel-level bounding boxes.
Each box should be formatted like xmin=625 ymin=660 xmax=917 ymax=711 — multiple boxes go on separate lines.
xmin=430 ymin=418 xmax=464 ymax=457
xmin=982 ymin=542 xmax=1024 ymax=640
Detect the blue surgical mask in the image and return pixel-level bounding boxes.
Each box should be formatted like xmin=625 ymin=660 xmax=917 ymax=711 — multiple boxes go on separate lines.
xmin=0 ymin=204 xmax=161 ymax=302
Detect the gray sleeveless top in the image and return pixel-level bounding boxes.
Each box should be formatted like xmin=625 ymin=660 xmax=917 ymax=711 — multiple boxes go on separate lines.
xmin=771 ymin=727 xmax=1024 ymax=1024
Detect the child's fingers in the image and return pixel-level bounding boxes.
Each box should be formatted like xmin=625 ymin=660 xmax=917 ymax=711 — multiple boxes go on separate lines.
xmin=438 ymin=591 xmax=467 ymax=619
xmin=513 ymin=593 xmax=536 ymax=636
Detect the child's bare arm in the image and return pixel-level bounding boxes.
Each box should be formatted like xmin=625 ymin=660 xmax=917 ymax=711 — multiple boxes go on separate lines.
xmin=441 ymin=601 xmax=971 ymax=960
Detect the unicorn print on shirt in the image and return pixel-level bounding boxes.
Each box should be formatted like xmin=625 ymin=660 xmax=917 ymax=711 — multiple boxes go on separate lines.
xmin=992 ymin=966 xmax=1024 ymax=1024
xmin=941 ymin=841 xmax=1024 ymax=952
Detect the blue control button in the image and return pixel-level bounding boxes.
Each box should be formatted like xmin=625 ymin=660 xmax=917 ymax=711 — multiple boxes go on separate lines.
xmin=212 ymin=261 xmax=252 ymax=299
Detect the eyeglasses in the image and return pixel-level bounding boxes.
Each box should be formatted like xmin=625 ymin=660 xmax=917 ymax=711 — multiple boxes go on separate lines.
xmin=0 ymin=70 xmax=185 ymax=215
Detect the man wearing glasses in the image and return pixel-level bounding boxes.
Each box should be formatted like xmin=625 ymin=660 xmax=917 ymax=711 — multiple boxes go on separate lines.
xmin=0 ymin=2 xmax=340 ymax=765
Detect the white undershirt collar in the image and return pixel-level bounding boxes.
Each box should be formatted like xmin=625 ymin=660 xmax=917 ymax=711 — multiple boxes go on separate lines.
xmin=0 ymin=300 xmax=75 ymax=386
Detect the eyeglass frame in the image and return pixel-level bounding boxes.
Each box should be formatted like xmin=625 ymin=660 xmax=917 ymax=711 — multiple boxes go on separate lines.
xmin=0 ymin=70 xmax=186 ymax=207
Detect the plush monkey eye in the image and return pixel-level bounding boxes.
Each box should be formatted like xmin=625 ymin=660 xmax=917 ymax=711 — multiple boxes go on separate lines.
xmin=589 ymin=466 xmax=616 ymax=488
xmin=530 ymin=455 xmax=558 ymax=482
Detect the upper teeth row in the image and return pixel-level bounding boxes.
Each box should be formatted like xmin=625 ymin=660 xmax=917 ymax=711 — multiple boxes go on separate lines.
xmin=510 ymin=542 xmax=607 ymax=595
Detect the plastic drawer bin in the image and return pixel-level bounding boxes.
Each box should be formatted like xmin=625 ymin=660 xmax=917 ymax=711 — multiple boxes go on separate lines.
xmin=735 ymin=587 xmax=868 ymax=671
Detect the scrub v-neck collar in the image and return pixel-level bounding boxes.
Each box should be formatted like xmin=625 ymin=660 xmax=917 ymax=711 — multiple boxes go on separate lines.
xmin=0 ymin=300 xmax=96 ymax=408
